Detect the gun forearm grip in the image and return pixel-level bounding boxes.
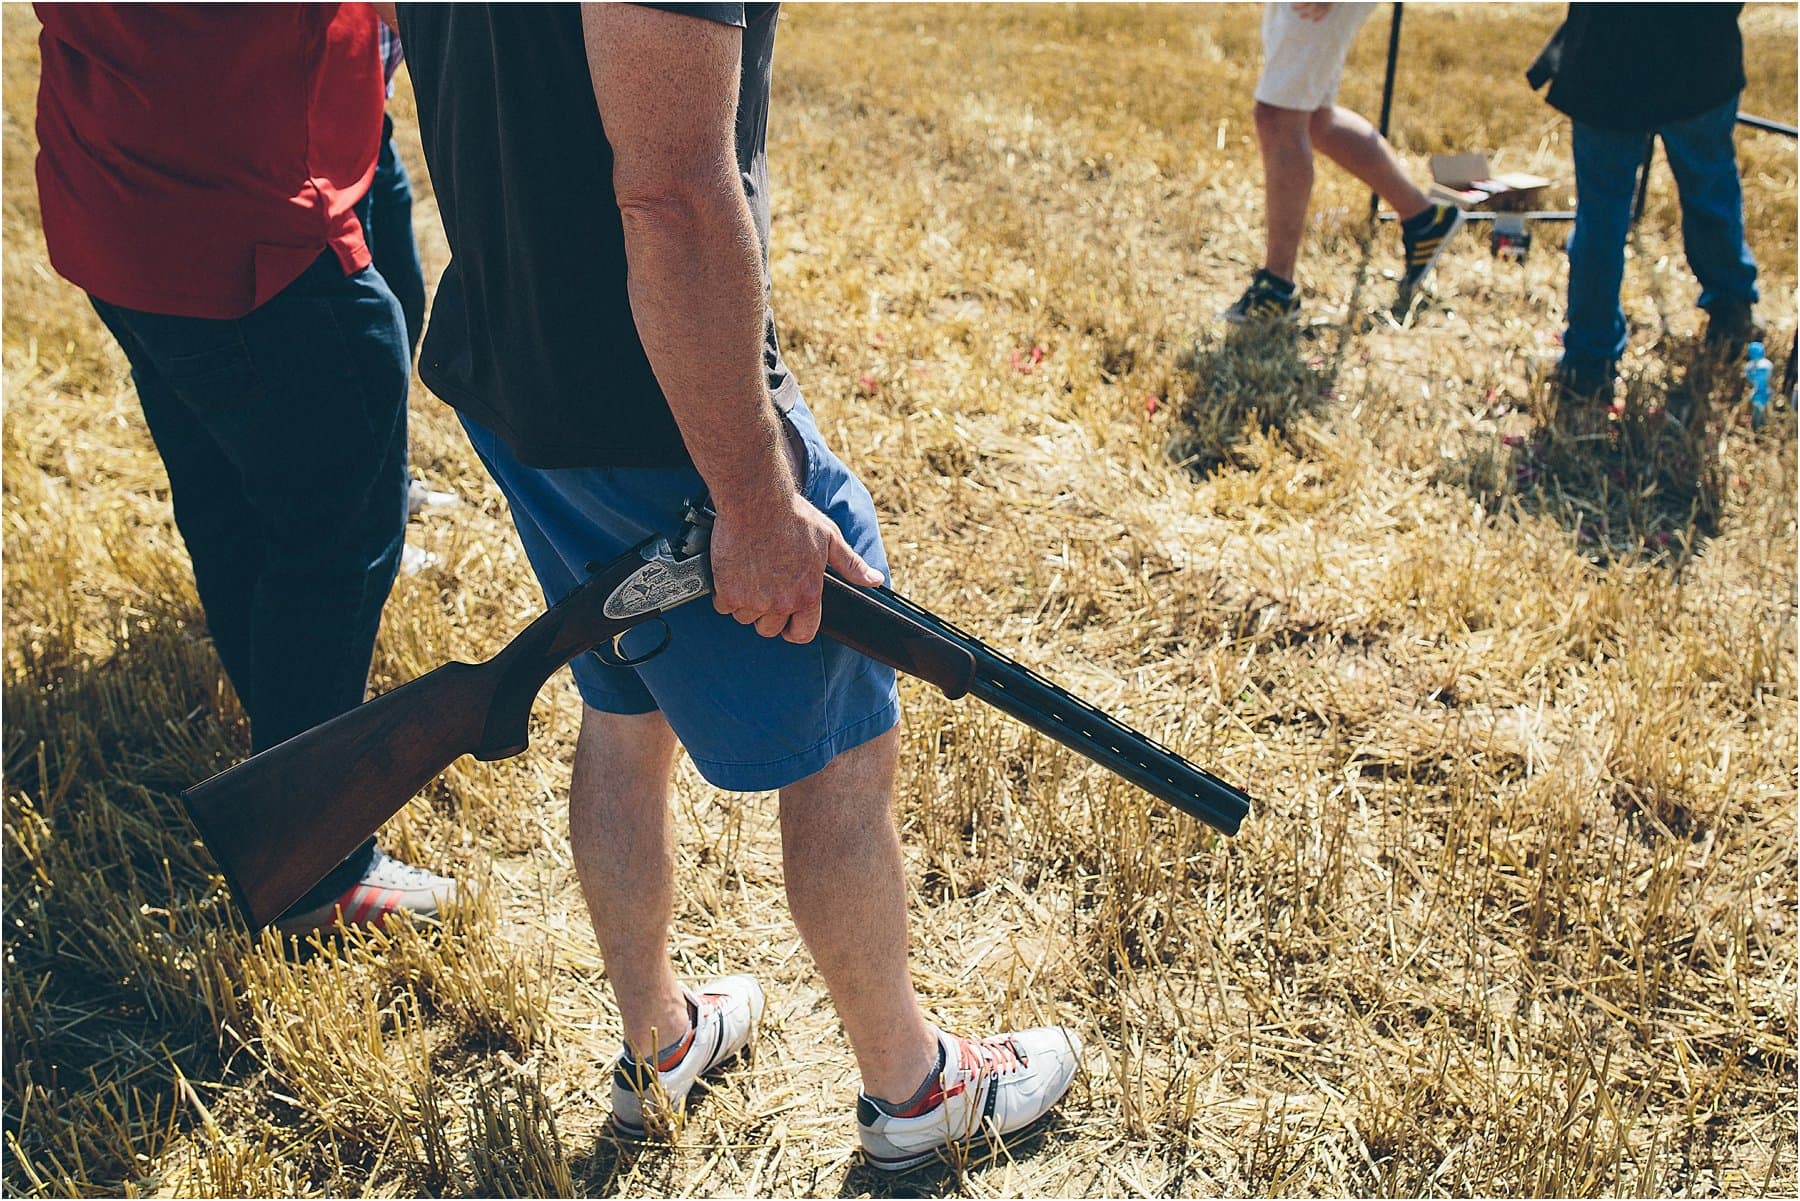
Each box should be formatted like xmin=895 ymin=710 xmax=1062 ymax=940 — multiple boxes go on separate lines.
xmin=820 ymin=573 xmax=977 ymax=699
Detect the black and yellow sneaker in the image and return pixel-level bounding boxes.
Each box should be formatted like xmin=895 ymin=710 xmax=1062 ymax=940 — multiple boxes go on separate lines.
xmin=1222 ymin=269 xmax=1300 ymax=325
xmin=1400 ymin=203 xmax=1466 ymax=291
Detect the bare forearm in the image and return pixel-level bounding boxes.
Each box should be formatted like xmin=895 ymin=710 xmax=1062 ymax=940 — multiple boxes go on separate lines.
xmin=619 ymin=188 xmax=794 ymax=518
xmin=579 ymin=1 xmax=881 ymax=642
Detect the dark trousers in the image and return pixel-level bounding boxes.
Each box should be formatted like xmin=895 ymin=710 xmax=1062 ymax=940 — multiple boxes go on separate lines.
xmin=371 ymin=115 xmax=426 ymax=359
xmin=89 ymin=244 xmax=409 ymax=910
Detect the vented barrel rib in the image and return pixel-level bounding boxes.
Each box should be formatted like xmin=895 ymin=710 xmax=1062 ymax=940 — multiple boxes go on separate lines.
xmin=832 ymin=583 xmax=1251 ymax=835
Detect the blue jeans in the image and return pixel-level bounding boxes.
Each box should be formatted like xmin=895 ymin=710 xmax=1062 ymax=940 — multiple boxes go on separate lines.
xmin=370 ymin=114 xmax=426 ymax=359
xmin=1563 ymin=94 xmax=1760 ymax=371
xmin=89 ymin=240 xmax=410 ymax=910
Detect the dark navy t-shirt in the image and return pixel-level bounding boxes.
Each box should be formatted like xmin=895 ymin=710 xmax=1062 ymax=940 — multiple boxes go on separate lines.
xmin=396 ymin=2 xmax=795 ymax=469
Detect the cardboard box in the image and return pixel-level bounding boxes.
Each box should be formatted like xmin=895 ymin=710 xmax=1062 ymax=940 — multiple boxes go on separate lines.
xmin=1428 ymin=152 xmax=1554 ymax=213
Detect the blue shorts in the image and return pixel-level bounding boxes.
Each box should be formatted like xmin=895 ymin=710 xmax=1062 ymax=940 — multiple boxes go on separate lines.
xmin=458 ymin=397 xmax=900 ymax=793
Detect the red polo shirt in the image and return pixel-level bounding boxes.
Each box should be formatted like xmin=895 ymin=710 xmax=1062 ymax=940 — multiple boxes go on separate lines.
xmin=34 ymin=3 xmax=384 ymax=320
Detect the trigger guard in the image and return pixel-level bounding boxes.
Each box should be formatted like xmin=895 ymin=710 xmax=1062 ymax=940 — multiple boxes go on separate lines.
xmin=593 ymin=619 xmax=671 ymax=668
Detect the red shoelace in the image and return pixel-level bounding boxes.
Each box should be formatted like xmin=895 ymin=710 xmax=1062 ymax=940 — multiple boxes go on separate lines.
xmin=955 ymin=1034 xmax=1026 ymax=1077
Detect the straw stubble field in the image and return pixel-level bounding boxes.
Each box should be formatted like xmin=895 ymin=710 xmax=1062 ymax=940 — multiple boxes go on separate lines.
xmin=4 ymin=4 xmax=1796 ymax=1197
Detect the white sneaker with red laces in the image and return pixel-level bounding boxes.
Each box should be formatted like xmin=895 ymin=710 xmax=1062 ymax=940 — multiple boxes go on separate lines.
xmin=611 ymin=976 xmax=766 ymax=1138
xmin=273 ymin=848 xmax=460 ymax=936
xmin=857 ymin=1025 xmax=1083 ymax=1172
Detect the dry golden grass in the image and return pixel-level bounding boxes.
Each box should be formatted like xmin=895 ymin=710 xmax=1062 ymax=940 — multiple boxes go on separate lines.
xmin=4 ymin=4 xmax=1796 ymax=1197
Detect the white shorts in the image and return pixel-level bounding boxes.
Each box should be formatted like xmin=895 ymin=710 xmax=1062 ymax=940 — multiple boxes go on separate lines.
xmin=1254 ymin=2 xmax=1377 ymax=112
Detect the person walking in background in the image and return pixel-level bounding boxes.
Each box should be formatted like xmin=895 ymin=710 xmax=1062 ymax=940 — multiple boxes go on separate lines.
xmin=371 ymin=17 xmax=427 ymax=361
xmin=1529 ymin=3 xmax=1761 ymax=401
xmin=391 ymin=0 xmax=1082 ymax=1170
xmin=370 ymin=13 xmax=460 ymax=566
xmin=33 ymin=3 xmax=461 ymax=937
xmin=1224 ymin=1 xmax=1464 ymax=323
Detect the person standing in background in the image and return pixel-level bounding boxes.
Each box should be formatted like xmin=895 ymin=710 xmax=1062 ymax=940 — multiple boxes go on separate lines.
xmin=1529 ymin=3 xmax=1761 ymax=401
xmin=370 ymin=14 xmax=459 ymax=562
xmin=33 ymin=3 xmax=461 ymax=937
xmin=1224 ymin=1 xmax=1465 ymax=323
xmin=372 ymin=16 xmax=426 ymax=360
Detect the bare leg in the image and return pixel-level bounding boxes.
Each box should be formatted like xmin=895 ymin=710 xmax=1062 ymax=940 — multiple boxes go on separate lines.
xmin=1254 ymin=100 xmax=1318 ymax=282
xmin=1308 ymin=104 xmax=1431 ymax=221
xmin=778 ymin=726 xmax=938 ymax=1101
xmin=570 ymin=705 xmax=691 ymax=1059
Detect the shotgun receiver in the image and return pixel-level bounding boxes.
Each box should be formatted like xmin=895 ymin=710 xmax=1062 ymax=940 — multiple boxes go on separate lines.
xmin=182 ymin=503 xmax=1250 ymax=929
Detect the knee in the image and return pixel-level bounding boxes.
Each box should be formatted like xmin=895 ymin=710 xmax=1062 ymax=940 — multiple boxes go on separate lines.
xmin=1254 ymin=102 xmax=1308 ymax=149
xmin=777 ymin=728 xmax=899 ymax=835
xmin=572 ymin=707 xmax=678 ymax=808
xmin=1671 ymin=164 xmax=1744 ymax=217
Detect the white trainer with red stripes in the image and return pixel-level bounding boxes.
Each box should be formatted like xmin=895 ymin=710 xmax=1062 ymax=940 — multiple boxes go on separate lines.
xmin=273 ymin=848 xmax=460 ymax=936
xmin=611 ymin=976 xmax=766 ymax=1138
xmin=857 ymin=1025 xmax=1083 ymax=1172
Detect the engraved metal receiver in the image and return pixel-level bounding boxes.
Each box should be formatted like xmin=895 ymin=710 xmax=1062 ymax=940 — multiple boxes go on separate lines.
xmin=601 ymin=500 xmax=716 ymax=620
xmin=589 ymin=502 xmax=716 ymax=667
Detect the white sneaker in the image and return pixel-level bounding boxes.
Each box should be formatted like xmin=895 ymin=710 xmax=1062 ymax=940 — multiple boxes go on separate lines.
xmin=399 ymin=542 xmax=440 ymax=575
xmin=611 ymin=975 xmax=765 ymax=1138
xmin=273 ymin=848 xmax=462 ymax=936
xmin=407 ymin=478 xmax=460 ymax=518
xmin=857 ymin=1025 xmax=1083 ymax=1172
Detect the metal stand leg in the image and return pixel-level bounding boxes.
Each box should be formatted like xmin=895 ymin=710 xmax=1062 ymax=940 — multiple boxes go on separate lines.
xmin=1371 ymin=2 xmax=1404 ymax=222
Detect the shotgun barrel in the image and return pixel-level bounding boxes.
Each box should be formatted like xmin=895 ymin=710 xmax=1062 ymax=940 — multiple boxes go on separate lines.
xmin=823 ymin=578 xmax=1250 ymax=835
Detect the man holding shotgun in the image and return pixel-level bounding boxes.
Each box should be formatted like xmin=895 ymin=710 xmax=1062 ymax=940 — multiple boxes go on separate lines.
xmin=388 ymin=1 xmax=1080 ymax=1169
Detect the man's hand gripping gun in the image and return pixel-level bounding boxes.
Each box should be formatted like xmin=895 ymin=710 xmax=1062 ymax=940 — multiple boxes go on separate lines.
xmin=182 ymin=503 xmax=1252 ymax=930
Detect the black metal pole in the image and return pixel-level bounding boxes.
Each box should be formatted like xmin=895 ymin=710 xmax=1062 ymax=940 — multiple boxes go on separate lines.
xmin=1371 ymin=2 xmax=1404 ymax=221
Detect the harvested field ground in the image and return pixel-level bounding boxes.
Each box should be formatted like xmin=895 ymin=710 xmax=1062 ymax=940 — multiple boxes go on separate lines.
xmin=4 ymin=4 xmax=1797 ymax=1197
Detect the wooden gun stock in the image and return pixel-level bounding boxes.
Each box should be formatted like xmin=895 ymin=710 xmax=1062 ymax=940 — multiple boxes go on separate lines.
xmin=184 ymin=527 xmax=1250 ymax=931
xmin=182 ymin=535 xmax=689 ymax=929
xmin=184 ymin=662 xmax=496 ymax=930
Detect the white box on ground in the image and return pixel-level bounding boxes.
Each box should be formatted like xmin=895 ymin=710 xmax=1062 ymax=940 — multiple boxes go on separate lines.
xmin=1428 ymin=152 xmax=1554 ymax=212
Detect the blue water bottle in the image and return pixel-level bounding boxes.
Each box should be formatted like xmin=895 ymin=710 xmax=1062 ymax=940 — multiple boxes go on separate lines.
xmin=1746 ymin=341 xmax=1773 ymax=430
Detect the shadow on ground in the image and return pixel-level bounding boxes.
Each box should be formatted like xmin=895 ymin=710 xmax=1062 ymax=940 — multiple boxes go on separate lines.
xmin=1168 ymin=237 xmax=1380 ymax=477
xmin=1167 ymin=322 xmax=1339 ymax=477
xmin=1 ymin=604 xmax=246 ymax=1194
xmin=1449 ymin=344 xmax=1748 ymax=566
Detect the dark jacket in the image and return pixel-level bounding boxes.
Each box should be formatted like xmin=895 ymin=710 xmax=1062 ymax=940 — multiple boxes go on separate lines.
xmin=1528 ymin=4 xmax=1745 ymax=133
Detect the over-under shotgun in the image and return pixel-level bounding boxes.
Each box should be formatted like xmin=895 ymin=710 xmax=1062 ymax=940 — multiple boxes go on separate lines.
xmin=182 ymin=503 xmax=1251 ymax=929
